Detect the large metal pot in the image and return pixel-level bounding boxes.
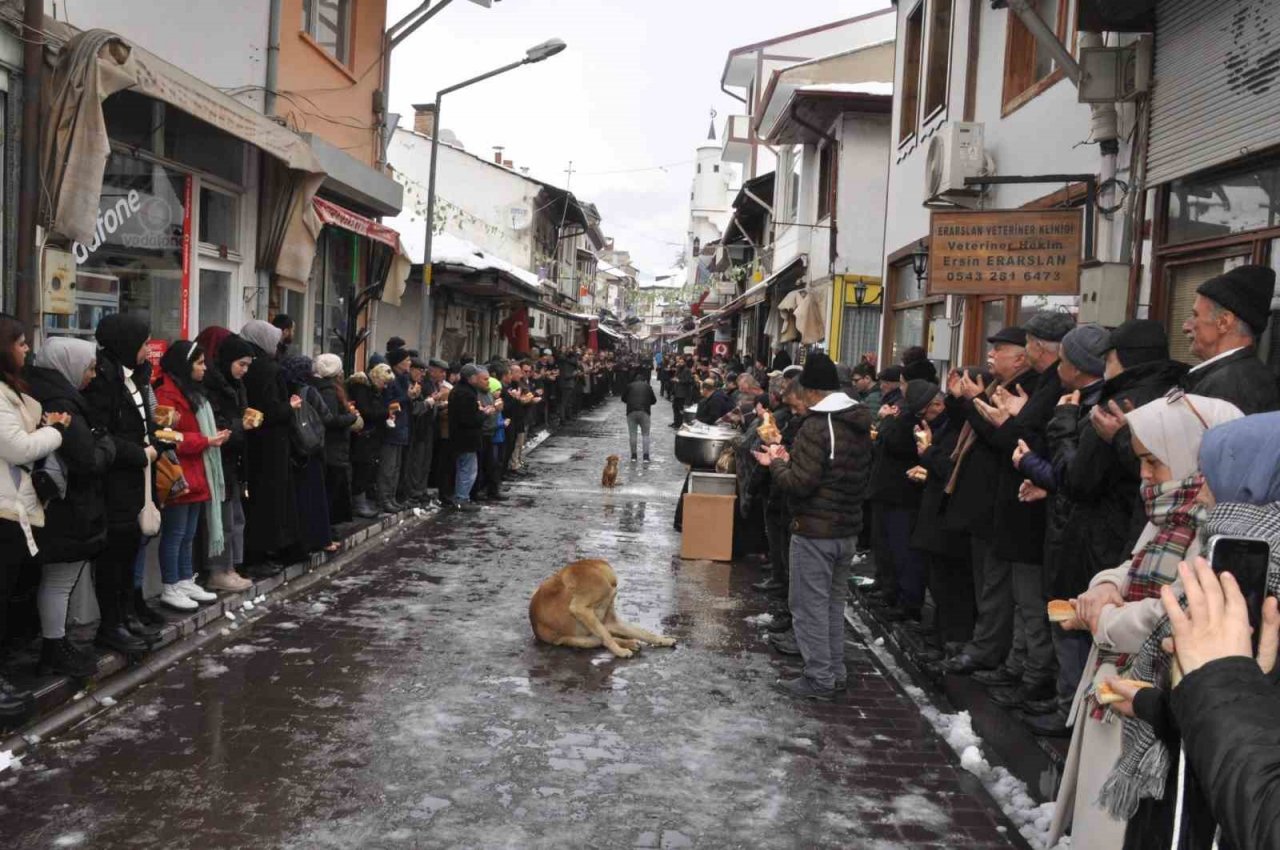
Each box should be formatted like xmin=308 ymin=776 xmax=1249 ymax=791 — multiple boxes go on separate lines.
xmin=675 ymin=424 xmax=738 ymax=469
xmin=682 ymin=404 xmax=698 ymax=425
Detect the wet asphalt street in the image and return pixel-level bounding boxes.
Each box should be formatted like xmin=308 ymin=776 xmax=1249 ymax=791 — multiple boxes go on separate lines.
xmin=0 ymin=391 xmax=1021 ymax=849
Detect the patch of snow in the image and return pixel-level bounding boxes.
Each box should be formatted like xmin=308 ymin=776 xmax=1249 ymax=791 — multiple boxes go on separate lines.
xmin=281 ymin=648 xmax=312 ymax=656
xmin=273 ymin=622 xmax=301 ymax=630
xmin=873 ymin=637 xmax=885 ymax=646
xmin=221 ymin=644 xmax=265 ymax=656
xmin=52 ymin=832 xmax=86 ymax=847
xmin=744 ymin=613 xmax=774 ymax=626
xmin=99 ymin=697 xmax=117 ymax=708
xmin=197 ymin=659 xmax=230 ymax=680
xmin=224 ymin=610 xmax=236 ymax=621
xmin=0 ymin=750 xmax=18 ymax=773
xmin=890 ymin=793 xmax=951 ymax=829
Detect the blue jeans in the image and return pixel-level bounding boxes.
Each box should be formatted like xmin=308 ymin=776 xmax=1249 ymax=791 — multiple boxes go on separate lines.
xmin=455 ymin=452 xmax=479 ymax=504
xmin=160 ymin=502 xmax=202 ymax=585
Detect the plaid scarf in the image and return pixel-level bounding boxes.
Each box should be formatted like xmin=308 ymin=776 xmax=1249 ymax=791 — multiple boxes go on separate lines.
xmin=1096 ymin=495 xmax=1280 ymax=821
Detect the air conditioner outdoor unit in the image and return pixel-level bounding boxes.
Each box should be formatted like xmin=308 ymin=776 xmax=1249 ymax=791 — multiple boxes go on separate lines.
xmin=1079 ymin=37 xmax=1152 ymax=103
xmin=924 ymin=122 xmax=986 ymax=205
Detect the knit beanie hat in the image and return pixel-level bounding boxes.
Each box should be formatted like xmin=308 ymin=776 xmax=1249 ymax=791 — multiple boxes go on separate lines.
xmin=386 ymin=348 xmax=411 ymax=368
xmin=315 ymin=353 xmax=343 ymax=379
xmin=1196 ymin=264 xmax=1276 ymax=336
xmin=800 ymin=352 xmax=840 ymax=391
xmin=904 ymin=379 xmax=941 ymax=416
xmin=1106 ymin=319 xmax=1168 ymax=368
xmin=1060 ymin=325 xmax=1110 ymax=377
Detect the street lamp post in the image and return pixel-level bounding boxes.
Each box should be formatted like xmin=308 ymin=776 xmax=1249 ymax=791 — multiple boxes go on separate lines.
xmin=418 ymin=38 xmax=568 ymax=354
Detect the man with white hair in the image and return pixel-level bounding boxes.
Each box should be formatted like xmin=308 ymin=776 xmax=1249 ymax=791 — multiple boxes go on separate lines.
xmin=1180 ymin=264 xmax=1280 ymax=414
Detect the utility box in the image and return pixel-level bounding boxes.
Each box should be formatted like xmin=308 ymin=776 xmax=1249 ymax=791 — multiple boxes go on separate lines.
xmin=927 ymin=316 xmax=953 ymax=361
xmin=1079 ymin=262 xmax=1130 ymax=326
xmin=681 ymin=493 xmax=736 ymax=562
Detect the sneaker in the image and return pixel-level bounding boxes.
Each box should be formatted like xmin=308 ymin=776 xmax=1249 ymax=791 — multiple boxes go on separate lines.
xmin=160 ymin=584 xmax=198 ymax=611
xmin=773 ymin=676 xmax=834 ymax=702
xmin=176 ymin=579 xmax=218 ymax=603
xmin=453 ymin=502 xmax=481 ymax=513
xmin=206 ymin=571 xmax=253 ymax=593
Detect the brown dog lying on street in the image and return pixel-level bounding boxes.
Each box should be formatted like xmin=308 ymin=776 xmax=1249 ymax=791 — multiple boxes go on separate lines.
xmin=601 ymin=454 xmax=620 ymax=488
xmin=529 ymin=559 xmax=677 ymax=658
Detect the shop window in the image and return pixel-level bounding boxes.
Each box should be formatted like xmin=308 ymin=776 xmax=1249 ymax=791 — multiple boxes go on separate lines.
xmin=817 ymin=143 xmax=835 ymax=221
xmin=1165 ymin=256 xmax=1251 ymax=365
xmin=1017 ymin=294 xmax=1078 ymax=327
xmin=785 ymin=148 xmax=802 ymax=223
xmin=68 ymin=153 xmax=187 ymax=342
xmin=197 ymin=268 xmax=231 ymax=332
xmin=304 ymin=0 xmax=352 ymax=64
xmin=899 ymin=3 xmax=924 ymax=143
xmin=1003 ymin=0 xmax=1068 ymax=112
xmin=923 ymin=0 xmax=954 ymax=119
xmin=199 ymin=187 xmax=240 ymax=253
xmin=887 ymin=260 xmax=941 ymax=363
xmin=311 ymin=229 xmax=355 ymax=357
xmin=1167 ymin=159 xmax=1280 ymax=246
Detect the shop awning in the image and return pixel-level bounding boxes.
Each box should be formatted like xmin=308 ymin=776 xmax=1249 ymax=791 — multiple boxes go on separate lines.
xmin=28 ymin=14 xmax=327 ymax=288
xmin=597 ymin=323 xmax=623 ymax=341
xmin=313 ymin=197 xmax=413 ymax=306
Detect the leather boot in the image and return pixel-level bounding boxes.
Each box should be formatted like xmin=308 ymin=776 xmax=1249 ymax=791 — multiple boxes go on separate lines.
xmin=123 ymin=612 xmax=162 ymax=642
xmin=133 ymin=589 xmax=166 ymax=627
xmin=95 ymin=624 xmax=148 ymax=656
xmin=41 ymin=638 xmax=99 ymax=678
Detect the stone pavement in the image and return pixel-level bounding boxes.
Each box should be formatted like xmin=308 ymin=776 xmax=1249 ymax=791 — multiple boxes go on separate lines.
xmin=0 ymin=393 xmax=1025 ymax=849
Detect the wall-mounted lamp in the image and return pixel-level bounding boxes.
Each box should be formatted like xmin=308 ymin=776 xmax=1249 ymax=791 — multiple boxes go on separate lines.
xmin=911 ymin=239 xmax=929 ymax=285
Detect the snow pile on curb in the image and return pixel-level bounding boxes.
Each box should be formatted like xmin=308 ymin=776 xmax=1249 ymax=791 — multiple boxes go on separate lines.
xmin=524 ymin=430 xmax=552 ymax=454
xmin=847 ymin=607 xmax=1065 ymax=849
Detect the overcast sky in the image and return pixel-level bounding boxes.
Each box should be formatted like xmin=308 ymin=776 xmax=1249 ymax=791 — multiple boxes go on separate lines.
xmin=387 ymin=0 xmax=891 ymax=276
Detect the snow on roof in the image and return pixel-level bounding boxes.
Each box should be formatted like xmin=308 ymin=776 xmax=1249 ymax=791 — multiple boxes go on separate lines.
xmin=431 ymin=232 xmax=541 ymax=292
xmin=795 ymin=81 xmax=893 ymax=97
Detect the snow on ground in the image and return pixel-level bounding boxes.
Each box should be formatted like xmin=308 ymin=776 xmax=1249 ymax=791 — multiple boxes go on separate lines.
xmin=743 ymin=613 xmax=774 ymax=626
xmin=196 ymin=659 xmax=231 ymax=680
xmin=523 ymin=430 xmax=552 ymax=454
xmin=846 ymin=606 xmax=1063 ymax=850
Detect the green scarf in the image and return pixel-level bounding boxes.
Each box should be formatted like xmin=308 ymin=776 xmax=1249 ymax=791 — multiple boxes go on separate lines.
xmin=194 ymin=398 xmax=226 ymax=558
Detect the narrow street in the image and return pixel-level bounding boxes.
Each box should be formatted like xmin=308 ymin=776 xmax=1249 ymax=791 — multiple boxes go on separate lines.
xmin=0 ymin=395 xmax=1021 ymax=850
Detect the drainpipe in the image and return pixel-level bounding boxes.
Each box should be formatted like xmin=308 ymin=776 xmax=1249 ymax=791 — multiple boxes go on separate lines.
xmin=1006 ymin=0 xmax=1081 ymax=84
xmin=15 ymin=0 xmax=44 ymax=329
xmin=265 ymin=0 xmax=281 ymax=116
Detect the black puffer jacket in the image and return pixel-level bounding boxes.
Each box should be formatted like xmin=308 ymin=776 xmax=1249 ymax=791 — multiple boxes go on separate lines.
xmin=203 ymin=367 xmax=247 ymax=496
xmin=83 ymin=316 xmax=154 ymax=534
xmin=448 ymin=380 xmax=484 ymax=454
xmin=27 ymin=366 xmax=116 ymax=562
xmin=622 ymin=379 xmax=657 ymax=414
xmin=770 ymin=393 xmax=873 ymax=539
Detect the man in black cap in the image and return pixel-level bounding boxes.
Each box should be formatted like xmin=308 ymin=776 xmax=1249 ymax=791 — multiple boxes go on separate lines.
xmin=752 ymin=352 xmax=873 ymax=701
xmin=377 ymin=347 xmax=414 ymax=512
xmin=1181 ymin=264 xmax=1279 ymax=414
xmin=943 ymin=325 xmax=1042 ymax=687
xmin=399 ymin=355 xmax=439 ymax=507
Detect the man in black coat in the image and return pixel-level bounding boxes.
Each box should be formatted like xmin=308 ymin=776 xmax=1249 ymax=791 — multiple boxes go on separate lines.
xmin=753 ymin=353 xmax=873 ymax=701
xmin=944 ymin=325 xmax=1046 ymax=687
xmin=1180 ymin=263 xmax=1280 ymax=414
xmin=448 ymin=364 xmax=488 ymax=513
xmin=622 ymin=369 xmax=657 ymax=461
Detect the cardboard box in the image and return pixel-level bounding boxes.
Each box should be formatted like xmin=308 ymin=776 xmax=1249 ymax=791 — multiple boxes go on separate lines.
xmin=681 ymin=493 xmax=736 ymax=561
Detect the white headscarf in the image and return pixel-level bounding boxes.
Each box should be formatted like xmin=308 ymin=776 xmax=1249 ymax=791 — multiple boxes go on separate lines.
xmin=240 ymin=320 xmax=281 ymax=357
xmin=1125 ymin=393 xmax=1244 ymax=480
xmin=34 ymin=337 xmax=97 ymax=389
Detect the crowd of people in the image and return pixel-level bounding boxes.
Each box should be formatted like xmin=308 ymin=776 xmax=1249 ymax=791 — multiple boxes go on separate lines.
xmin=0 ymin=306 xmax=649 ymax=724
xmin=683 ymin=264 xmax=1280 ymax=848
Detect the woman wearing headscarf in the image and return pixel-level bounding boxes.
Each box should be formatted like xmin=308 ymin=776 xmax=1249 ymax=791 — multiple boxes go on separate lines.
xmin=239 ymin=319 xmax=301 ymax=573
xmin=153 ymin=342 xmax=229 ymax=611
xmin=281 ymin=355 xmax=338 ymax=555
xmin=195 ymin=327 xmax=255 ymax=592
xmin=27 ymin=338 xmax=118 ymax=677
xmin=0 ymin=315 xmax=65 ymax=718
xmin=1048 ymin=393 xmax=1244 ymax=849
xmin=83 ymin=313 xmax=157 ymax=656
xmin=314 ymin=353 xmax=360 ymax=526
xmin=1111 ymin=411 xmax=1280 ymax=850
xmin=347 ymin=364 xmax=391 ymax=518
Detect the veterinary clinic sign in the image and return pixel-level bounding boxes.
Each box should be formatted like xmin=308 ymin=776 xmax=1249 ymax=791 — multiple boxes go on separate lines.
xmin=927 ymin=209 xmax=1082 ymax=296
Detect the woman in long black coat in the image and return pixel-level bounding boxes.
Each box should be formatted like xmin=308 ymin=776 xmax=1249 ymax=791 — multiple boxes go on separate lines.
xmin=238 ymin=320 xmax=298 ymax=574
xmin=281 ymin=354 xmax=337 ymax=555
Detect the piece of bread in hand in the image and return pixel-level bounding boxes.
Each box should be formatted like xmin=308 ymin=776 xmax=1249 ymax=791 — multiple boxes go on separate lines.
xmin=1097 ymin=679 xmax=1154 ymax=705
xmin=243 ymin=408 xmax=264 ymax=429
xmin=154 ymin=428 xmax=183 ymax=444
xmin=756 ymin=409 xmax=782 ymax=445
xmin=906 ymin=465 xmax=928 ymax=483
xmin=1046 ymin=599 xmax=1077 ymax=623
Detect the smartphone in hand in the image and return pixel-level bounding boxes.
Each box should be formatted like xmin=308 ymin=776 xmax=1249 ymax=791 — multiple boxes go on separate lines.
xmin=1208 ymin=534 xmax=1272 ymax=641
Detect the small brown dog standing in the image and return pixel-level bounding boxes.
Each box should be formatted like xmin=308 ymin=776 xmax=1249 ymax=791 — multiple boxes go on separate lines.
xmin=529 ymin=559 xmax=677 ymax=658
xmin=601 ymin=454 xmax=620 ymax=488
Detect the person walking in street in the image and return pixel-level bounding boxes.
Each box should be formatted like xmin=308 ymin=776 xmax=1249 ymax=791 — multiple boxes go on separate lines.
xmin=753 ymin=352 xmax=872 ymax=700
xmin=449 ymin=364 xmax=488 ymax=513
xmin=240 ymin=319 xmax=301 ymax=575
xmin=153 ymin=341 xmax=228 ymax=612
xmin=28 ymin=337 xmax=118 ymax=676
xmin=1180 ymin=264 xmax=1280 ymax=414
xmin=622 ymin=368 xmax=657 ymax=462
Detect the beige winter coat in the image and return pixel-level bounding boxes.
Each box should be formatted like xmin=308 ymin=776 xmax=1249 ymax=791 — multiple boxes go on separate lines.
xmin=0 ymin=381 xmax=64 ymax=555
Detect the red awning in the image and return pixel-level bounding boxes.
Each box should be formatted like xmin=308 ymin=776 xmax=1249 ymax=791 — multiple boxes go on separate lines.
xmin=311 ymin=197 xmax=413 ymax=306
